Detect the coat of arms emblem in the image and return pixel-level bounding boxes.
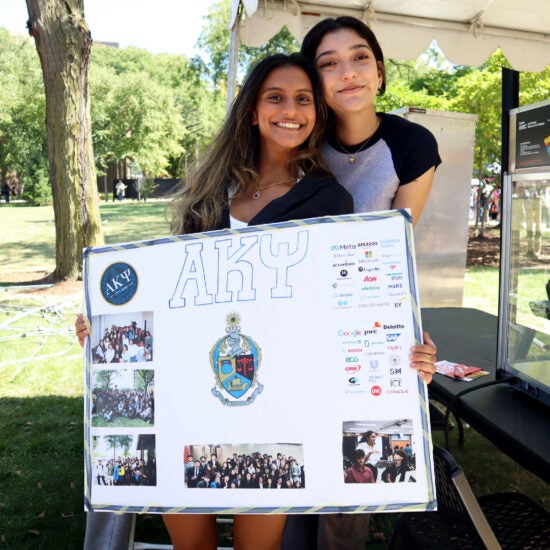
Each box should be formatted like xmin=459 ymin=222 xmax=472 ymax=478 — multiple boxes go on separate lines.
xmin=210 ymin=313 xmax=263 ymax=406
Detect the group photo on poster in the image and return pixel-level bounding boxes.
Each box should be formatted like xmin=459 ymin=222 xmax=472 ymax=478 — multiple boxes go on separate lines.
xmin=183 ymin=444 xmax=305 ymax=490
xmin=91 ymin=368 xmax=155 ymax=427
xmin=91 ymin=434 xmax=156 ymax=487
xmin=91 ymin=311 xmax=154 ymax=364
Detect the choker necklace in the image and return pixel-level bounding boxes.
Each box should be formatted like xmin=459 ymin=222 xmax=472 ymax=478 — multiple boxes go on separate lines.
xmin=336 ymin=117 xmax=380 ymax=164
xmin=252 ymin=177 xmax=295 ymax=200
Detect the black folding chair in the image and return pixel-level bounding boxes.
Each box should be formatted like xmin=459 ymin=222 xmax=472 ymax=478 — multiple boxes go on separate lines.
xmin=390 ymin=445 xmax=550 ymax=549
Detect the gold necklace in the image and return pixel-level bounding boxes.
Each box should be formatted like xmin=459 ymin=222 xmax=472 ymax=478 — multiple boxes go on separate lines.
xmin=336 ymin=118 xmax=380 ymax=164
xmin=251 ymin=177 xmax=295 ymax=200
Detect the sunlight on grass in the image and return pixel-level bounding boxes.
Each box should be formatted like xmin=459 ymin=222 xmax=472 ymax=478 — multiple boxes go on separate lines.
xmin=0 ymin=200 xmax=171 ymax=282
xmin=463 ymin=266 xmax=500 ymax=315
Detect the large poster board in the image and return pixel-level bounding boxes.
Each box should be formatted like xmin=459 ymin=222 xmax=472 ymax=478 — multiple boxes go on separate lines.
xmin=83 ymin=211 xmax=436 ymax=514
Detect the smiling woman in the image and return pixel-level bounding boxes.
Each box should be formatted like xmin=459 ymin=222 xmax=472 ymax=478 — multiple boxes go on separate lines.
xmin=168 ymin=52 xmax=353 ymax=237
xmin=144 ymin=51 xmax=353 ymax=550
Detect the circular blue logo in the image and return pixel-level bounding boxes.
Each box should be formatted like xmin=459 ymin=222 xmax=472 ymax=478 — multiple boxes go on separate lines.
xmin=100 ymin=262 xmax=138 ymax=305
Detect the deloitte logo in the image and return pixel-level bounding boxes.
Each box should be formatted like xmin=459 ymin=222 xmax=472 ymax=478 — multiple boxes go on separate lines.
xmin=100 ymin=262 xmax=138 ymax=305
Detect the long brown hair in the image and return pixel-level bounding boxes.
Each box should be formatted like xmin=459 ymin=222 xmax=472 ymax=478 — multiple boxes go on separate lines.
xmin=170 ymin=53 xmax=330 ymax=235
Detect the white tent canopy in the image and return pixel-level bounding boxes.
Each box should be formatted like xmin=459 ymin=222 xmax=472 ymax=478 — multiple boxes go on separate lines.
xmin=230 ymin=0 xmax=550 ymax=73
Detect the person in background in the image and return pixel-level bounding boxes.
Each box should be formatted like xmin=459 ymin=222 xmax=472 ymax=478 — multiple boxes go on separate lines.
xmin=115 ymin=179 xmax=127 ymax=201
xmin=2 ymin=182 xmax=10 ymax=203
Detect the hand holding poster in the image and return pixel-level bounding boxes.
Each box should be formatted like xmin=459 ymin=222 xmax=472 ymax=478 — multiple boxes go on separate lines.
xmin=83 ymin=211 xmax=436 ymax=514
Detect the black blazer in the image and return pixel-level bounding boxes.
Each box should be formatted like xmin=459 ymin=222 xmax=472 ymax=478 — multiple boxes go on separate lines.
xmin=218 ymin=171 xmax=353 ymax=229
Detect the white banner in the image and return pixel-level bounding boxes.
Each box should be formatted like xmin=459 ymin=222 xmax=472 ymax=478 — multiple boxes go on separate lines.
xmin=83 ymin=211 xmax=435 ymax=514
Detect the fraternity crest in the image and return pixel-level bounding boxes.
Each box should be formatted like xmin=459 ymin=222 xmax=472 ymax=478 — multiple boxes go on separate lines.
xmin=210 ymin=313 xmax=263 ymax=406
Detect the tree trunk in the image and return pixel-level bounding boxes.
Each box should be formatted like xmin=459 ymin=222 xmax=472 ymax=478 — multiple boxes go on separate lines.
xmin=26 ymin=0 xmax=103 ymax=280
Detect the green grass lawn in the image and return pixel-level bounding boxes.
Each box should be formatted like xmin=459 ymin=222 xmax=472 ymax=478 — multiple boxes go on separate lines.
xmin=0 ymin=202 xmax=547 ymax=548
xmin=0 ymin=200 xmax=171 ymax=282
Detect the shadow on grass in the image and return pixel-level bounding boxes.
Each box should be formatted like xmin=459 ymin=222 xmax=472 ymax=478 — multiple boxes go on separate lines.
xmin=0 ymin=395 xmax=85 ymax=549
xmin=0 ymin=395 xmax=172 ymax=548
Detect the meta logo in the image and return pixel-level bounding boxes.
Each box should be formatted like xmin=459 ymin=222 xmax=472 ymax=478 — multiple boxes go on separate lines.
xmin=370 ymin=385 xmax=382 ymax=396
xmin=331 ymin=243 xmax=356 ymax=251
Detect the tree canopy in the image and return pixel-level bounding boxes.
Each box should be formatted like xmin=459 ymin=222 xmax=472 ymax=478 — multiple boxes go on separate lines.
xmin=1 ymin=1 xmax=550 ymax=280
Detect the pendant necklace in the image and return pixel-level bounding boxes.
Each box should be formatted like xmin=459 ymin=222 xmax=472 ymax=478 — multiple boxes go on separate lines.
xmin=251 ymin=177 xmax=295 ymax=200
xmin=336 ymin=117 xmax=380 ymax=165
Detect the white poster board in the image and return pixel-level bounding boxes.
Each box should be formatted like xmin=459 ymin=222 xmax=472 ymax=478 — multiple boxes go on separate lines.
xmin=83 ymin=211 xmax=436 ymax=514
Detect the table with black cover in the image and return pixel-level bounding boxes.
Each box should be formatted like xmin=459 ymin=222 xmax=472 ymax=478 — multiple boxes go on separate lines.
xmin=422 ymin=307 xmax=550 ymax=484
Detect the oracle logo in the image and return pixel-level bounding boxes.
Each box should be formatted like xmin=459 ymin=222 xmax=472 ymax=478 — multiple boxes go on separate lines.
xmin=371 ymin=385 xmax=382 ymax=396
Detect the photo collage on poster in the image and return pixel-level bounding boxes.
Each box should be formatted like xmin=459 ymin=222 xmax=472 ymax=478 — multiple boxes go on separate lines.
xmin=84 ymin=213 xmax=436 ymax=512
xmin=90 ymin=311 xmax=157 ymax=488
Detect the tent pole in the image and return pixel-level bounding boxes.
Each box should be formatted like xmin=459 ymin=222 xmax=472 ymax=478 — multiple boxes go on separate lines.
xmin=227 ymin=3 xmax=242 ymax=112
xmin=501 ymin=67 xmax=519 ymax=176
